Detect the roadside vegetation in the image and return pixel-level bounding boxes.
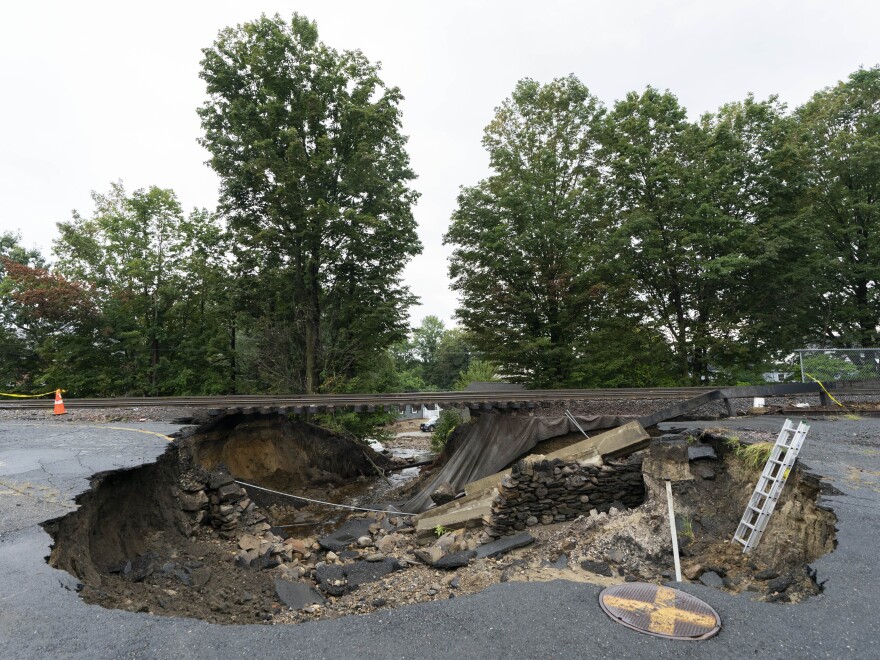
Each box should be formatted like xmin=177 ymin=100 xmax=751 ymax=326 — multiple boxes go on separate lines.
xmin=2 ymin=12 xmax=879 ymax=415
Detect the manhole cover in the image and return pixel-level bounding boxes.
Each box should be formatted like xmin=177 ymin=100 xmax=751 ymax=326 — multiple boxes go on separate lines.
xmin=599 ymin=583 xmax=720 ymax=640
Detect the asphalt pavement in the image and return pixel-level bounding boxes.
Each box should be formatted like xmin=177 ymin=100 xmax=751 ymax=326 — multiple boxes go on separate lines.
xmin=0 ymin=415 xmax=878 ymax=659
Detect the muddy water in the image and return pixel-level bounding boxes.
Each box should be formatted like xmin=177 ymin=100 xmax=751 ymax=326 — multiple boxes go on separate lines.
xmin=261 ymin=440 xmax=434 ymax=538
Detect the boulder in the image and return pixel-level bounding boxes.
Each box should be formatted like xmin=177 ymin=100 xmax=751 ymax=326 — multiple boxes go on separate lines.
xmin=430 ymin=482 xmax=457 ymax=506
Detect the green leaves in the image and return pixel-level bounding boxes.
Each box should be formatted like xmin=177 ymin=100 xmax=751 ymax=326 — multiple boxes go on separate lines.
xmin=198 ymin=13 xmax=420 ymax=393
xmin=446 ymin=76 xmax=608 ymax=387
xmin=448 ymin=69 xmax=880 ymax=387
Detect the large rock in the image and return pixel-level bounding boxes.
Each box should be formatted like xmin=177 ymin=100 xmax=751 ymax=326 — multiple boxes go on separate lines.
xmin=274 ymin=578 xmax=325 ymax=609
xmin=475 ymin=533 xmax=534 ymax=559
xmin=414 ymin=546 xmax=445 ymax=566
xmin=699 ymin=571 xmax=724 ymax=588
xmin=216 ymin=483 xmax=245 ymax=503
xmin=430 ymin=482 xmax=457 ymax=506
xmin=315 ymin=564 xmax=347 ymax=596
xmin=432 ymin=550 xmax=476 ymax=570
xmin=178 ymin=490 xmax=208 ymax=512
xmin=688 ymin=445 xmax=718 ymax=461
xmin=208 ymin=471 xmax=235 ymax=490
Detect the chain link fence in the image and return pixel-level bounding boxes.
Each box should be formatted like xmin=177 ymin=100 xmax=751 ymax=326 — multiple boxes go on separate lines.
xmin=796 ymin=348 xmax=880 ymax=383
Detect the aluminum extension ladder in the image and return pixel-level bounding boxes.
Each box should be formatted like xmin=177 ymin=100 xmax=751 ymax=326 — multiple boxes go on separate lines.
xmin=733 ymin=419 xmax=810 ymax=554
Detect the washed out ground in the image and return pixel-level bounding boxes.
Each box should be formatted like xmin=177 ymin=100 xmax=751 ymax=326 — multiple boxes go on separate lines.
xmin=40 ymin=412 xmax=836 ymax=625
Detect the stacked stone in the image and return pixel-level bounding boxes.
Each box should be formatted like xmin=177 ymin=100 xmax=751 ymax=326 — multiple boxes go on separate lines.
xmin=174 ymin=468 xmax=270 ymax=539
xmin=485 ymin=457 xmax=645 ymax=537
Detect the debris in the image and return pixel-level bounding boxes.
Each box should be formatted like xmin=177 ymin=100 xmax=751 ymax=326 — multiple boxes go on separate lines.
xmin=475 ymin=533 xmax=534 ymax=559
xmin=430 ymin=482 xmax=457 ymax=506
xmin=699 ymin=571 xmax=724 ymax=588
xmin=274 ymin=579 xmax=325 ymax=609
xmin=318 ymin=518 xmax=373 ymax=552
xmin=687 ymin=445 xmax=718 ymax=461
xmin=432 ymin=550 xmax=476 ymax=570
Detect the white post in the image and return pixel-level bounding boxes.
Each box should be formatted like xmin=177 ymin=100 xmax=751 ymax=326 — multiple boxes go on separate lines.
xmin=666 ymin=479 xmax=683 ymax=582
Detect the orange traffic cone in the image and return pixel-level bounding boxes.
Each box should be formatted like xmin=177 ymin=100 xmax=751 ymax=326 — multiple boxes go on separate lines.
xmin=53 ymin=389 xmax=67 ymax=416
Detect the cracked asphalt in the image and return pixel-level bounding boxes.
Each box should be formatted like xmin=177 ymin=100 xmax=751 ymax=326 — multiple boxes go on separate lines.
xmin=1 ymin=415 xmax=878 ymax=659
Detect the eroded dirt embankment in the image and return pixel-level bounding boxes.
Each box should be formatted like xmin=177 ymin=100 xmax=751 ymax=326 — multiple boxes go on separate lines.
xmin=42 ymin=418 xmax=838 ymax=624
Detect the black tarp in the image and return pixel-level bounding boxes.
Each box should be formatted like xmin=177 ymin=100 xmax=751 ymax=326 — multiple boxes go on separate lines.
xmin=401 ymin=413 xmax=632 ymax=513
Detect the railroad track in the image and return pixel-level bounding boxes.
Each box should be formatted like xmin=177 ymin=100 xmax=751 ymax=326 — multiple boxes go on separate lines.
xmin=3 ymin=381 xmax=879 ymax=413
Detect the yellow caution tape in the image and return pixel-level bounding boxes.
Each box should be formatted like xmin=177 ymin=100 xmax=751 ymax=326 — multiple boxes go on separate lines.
xmin=804 ymin=373 xmax=845 ymax=408
xmin=0 ymin=389 xmax=65 ymax=398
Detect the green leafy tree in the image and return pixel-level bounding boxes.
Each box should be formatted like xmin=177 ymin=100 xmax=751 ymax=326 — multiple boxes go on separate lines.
xmin=453 ymin=359 xmax=500 ymax=390
xmin=0 ymin=234 xmax=85 ymax=391
xmin=411 ymin=315 xmax=445 ymax=368
xmin=428 ymin=328 xmax=473 ymax=390
xmin=599 ymin=89 xmax=789 ymax=383
xmin=198 ymin=13 xmax=420 ymax=394
xmin=53 ymin=183 xmax=231 ymax=395
xmin=445 ymin=76 xmax=607 ymax=387
xmin=795 ymin=66 xmax=880 ymax=346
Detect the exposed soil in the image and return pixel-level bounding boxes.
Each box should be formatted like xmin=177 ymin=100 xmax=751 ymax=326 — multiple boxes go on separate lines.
xmin=42 ymin=417 xmax=838 ymax=625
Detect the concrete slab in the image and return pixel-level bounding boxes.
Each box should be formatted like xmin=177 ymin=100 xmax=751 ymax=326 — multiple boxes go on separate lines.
xmin=415 ymin=503 xmax=494 ymax=533
xmin=642 ymin=440 xmax=693 ymax=481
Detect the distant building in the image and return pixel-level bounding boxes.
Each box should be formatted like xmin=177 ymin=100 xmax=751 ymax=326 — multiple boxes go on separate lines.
xmin=762 ymin=371 xmax=793 ymax=383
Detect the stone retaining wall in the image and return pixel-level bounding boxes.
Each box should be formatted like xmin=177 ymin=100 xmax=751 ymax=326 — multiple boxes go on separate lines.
xmin=485 ymin=456 xmax=645 ymax=537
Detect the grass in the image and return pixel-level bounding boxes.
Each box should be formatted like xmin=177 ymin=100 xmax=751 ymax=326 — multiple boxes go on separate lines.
xmin=843 ymin=413 xmax=863 ymax=421
xmin=726 ymin=436 xmax=775 ymax=470
xmin=679 ymin=515 xmax=695 ymax=542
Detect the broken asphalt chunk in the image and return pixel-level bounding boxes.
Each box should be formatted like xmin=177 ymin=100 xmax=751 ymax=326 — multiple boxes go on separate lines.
xmin=475 ymin=532 xmax=534 ymax=559
xmin=688 ymin=445 xmax=718 ymax=461
xmin=274 ymin=578 xmax=325 ymax=609
xmin=432 ymin=550 xmax=476 ymax=570
xmin=318 ymin=518 xmax=374 ymax=552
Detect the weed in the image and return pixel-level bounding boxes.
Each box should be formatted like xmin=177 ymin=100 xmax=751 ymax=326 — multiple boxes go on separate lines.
xmin=433 ymin=525 xmax=453 ymax=537
xmin=679 ymin=515 xmax=695 ymax=541
xmin=735 ymin=442 xmax=775 ymax=470
xmin=431 ymin=410 xmax=465 ymax=453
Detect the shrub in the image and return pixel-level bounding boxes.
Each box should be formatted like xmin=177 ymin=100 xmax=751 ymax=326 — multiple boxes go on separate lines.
xmin=431 ymin=409 xmax=463 ymax=452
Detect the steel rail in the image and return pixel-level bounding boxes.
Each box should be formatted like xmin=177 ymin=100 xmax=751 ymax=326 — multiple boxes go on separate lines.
xmin=2 ymin=381 xmax=878 ymax=411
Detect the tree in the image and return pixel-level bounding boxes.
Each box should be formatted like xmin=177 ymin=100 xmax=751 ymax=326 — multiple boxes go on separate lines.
xmin=0 ymin=233 xmax=68 ymax=390
xmin=599 ymin=88 xmax=789 ymax=383
xmin=428 ymin=328 xmax=473 ymax=390
xmin=53 ymin=183 xmax=231 ymax=395
xmin=198 ymin=13 xmax=420 ymax=393
xmin=795 ymin=66 xmax=880 ymax=347
xmin=411 ymin=315 xmax=445 ymax=367
xmin=453 ymin=359 xmax=499 ymax=390
xmin=445 ymin=76 xmax=606 ymax=387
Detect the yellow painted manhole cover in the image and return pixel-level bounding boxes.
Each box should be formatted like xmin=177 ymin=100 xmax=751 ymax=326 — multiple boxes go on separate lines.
xmin=599 ymin=583 xmax=721 ymax=640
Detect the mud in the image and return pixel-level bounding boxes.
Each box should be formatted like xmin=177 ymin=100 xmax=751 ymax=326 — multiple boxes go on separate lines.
xmin=42 ymin=419 xmax=838 ymax=625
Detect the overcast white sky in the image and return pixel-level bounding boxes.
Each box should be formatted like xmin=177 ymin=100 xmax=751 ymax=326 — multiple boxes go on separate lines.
xmin=1 ymin=1 xmax=878 ymax=327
